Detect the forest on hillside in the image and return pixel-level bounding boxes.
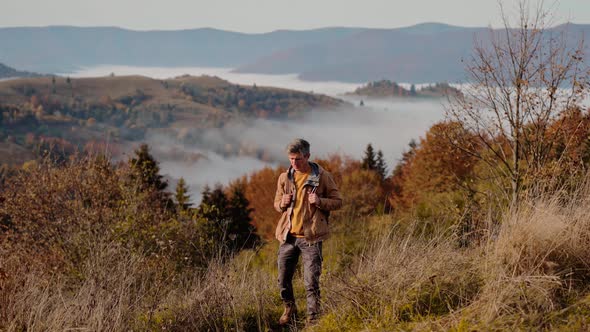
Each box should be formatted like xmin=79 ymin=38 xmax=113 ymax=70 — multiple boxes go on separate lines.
xmin=0 ymin=75 xmax=343 ymax=165
xmin=347 ymin=80 xmax=462 ymax=99
xmin=3 ymin=3 xmax=590 ymax=331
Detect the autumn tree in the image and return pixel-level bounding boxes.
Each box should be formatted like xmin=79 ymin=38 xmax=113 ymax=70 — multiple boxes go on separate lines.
xmin=389 ymin=123 xmax=477 ymax=214
xmin=242 ymin=166 xmax=284 ymax=240
xmin=446 ymin=1 xmax=589 ymax=206
xmin=539 ymin=106 xmax=590 ymax=187
xmin=341 ymin=168 xmax=385 ymax=215
xmin=390 ymin=140 xmax=417 ymax=209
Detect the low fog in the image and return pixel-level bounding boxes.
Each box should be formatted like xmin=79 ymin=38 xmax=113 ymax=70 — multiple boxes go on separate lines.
xmin=68 ymin=66 xmax=447 ymax=202
xmin=147 ymin=97 xmax=446 ymax=203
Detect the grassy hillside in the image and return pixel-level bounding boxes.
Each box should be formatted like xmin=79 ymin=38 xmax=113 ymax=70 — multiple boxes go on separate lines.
xmin=0 ymin=74 xmax=343 ymax=164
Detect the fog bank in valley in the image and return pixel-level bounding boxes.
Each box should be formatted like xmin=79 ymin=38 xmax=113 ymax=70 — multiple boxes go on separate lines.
xmin=147 ymin=98 xmax=446 ymax=203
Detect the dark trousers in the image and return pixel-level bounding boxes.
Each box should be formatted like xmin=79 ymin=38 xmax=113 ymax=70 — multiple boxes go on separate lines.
xmin=277 ymin=235 xmax=323 ymax=319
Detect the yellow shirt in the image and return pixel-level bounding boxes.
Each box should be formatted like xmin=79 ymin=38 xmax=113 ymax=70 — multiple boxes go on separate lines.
xmin=290 ymin=170 xmax=309 ymax=237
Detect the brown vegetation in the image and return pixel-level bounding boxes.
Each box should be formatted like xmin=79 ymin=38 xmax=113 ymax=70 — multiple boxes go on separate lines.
xmin=4 ymin=150 xmax=590 ymax=330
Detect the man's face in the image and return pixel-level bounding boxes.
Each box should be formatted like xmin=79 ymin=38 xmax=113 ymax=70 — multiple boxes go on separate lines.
xmin=288 ymin=152 xmax=310 ymax=172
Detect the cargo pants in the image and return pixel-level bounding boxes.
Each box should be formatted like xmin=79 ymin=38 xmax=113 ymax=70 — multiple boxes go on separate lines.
xmin=277 ymin=234 xmax=323 ymax=320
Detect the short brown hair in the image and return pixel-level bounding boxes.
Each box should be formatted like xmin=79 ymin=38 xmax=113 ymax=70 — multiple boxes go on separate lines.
xmin=286 ymin=138 xmax=310 ymax=155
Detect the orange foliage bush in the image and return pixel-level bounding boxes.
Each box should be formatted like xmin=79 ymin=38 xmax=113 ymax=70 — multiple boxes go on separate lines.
xmin=389 ymin=121 xmax=477 ymax=212
xmin=240 ymin=166 xmax=284 ymax=241
xmin=340 ymin=168 xmax=384 ymax=215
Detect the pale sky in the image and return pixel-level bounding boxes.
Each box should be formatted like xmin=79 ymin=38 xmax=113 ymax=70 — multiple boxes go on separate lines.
xmin=1 ymin=0 xmax=589 ymax=33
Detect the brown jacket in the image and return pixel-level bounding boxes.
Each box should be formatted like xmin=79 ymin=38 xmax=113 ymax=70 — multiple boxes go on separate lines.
xmin=274 ymin=162 xmax=342 ymax=244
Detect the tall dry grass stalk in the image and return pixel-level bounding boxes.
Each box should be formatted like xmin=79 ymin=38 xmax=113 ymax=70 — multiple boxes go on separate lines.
xmin=319 ymin=218 xmax=481 ymax=330
xmin=163 ymin=250 xmax=280 ymax=331
xmin=474 ymin=179 xmax=590 ymax=324
xmin=3 ymin=239 xmax=169 ymax=331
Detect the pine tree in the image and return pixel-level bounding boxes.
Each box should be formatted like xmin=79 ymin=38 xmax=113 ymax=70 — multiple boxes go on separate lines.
xmin=129 ymin=144 xmax=172 ymax=210
xmin=129 ymin=144 xmax=168 ymax=192
xmin=227 ymin=184 xmax=259 ymax=249
xmin=198 ymin=183 xmax=259 ymax=254
xmin=361 ymin=143 xmax=376 ymax=170
xmin=375 ymin=150 xmax=387 ymax=181
xmin=199 ymin=184 xmax=227 ymax=221
xmin=175 ymin=177 xmax=192 ymax=212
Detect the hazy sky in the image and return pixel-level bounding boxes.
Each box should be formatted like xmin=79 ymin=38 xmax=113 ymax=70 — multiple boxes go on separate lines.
xmin=2 ymin=0 xmax=589 ymax=32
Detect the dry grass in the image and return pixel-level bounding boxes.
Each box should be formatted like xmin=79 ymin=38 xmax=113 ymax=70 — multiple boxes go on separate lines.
xmin=3 ymin=240 xmax=154 ymax=332
xmin=471 ymin=185 xmax=590 ymax=327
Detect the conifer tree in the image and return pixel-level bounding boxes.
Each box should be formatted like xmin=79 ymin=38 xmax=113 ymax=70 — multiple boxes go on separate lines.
xmin=227 ymin=184 xmax=259 ymax=249
xmin=199 ymin=185 xmax=227 ymax=220
xmin=175 ymin=177 xmax=192 ymax=212
xmin=198 ymin=183 xmax=259 ymax=254
xmin=375 ymin=150 xmax=387 ymax=181
xmin=129 ymin=144 xmax=172 ymax=210
xmin=361 ymin=143 xmax=376 ymax=170
xmin=130 ymin=143 xmax=167 ymax=192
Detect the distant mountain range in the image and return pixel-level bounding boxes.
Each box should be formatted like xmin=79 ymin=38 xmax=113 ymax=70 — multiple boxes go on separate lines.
xmin=1 ymin=23 xmax=589 ymax=83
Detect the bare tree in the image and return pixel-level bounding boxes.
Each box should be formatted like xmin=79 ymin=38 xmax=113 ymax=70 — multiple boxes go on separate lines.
xmin=446 ymin=0 xmax=588 ymax=207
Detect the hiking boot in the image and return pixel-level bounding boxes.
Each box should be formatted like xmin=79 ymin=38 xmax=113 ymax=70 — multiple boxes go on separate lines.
xmin=278 ymin=302 xmax=297 ymax=326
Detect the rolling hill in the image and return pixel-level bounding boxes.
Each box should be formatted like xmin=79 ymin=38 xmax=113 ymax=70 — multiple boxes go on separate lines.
xmin=0 ymin=75 xmax=344 ymax=165
xmin=0 ymin=62 xmax=42 ymax=79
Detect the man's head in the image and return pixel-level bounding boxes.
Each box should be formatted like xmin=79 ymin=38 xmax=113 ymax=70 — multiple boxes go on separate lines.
xmin=286 ymin=138 xmax=310 ymax=172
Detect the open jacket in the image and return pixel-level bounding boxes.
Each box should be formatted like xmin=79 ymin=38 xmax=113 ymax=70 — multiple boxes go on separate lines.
xmin=274 ymin=162 xmax=342 ymax=244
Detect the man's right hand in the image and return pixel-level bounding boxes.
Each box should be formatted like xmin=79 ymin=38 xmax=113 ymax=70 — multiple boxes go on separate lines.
xmin=281 ymin=194 xmax=293 ymax=208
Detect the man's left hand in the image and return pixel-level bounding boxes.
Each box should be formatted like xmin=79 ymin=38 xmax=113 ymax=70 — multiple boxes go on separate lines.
xmin=308 ymin=192 xmax=320 ymax=206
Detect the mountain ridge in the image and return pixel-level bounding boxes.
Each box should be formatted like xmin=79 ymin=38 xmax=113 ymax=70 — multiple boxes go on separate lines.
xmin=0 ymin=62 xmax=43 ymax=79
xmin=1 ymin=23 xmax=588 ymax=83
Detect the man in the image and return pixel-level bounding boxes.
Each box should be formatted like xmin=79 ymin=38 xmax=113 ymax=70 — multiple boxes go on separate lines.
xmin=273 ymin=138 xmax=342 ymax=326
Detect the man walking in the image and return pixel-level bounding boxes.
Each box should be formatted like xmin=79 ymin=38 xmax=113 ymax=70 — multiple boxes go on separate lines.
xmin=274 ymin=138 xmax=342 ymax=326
